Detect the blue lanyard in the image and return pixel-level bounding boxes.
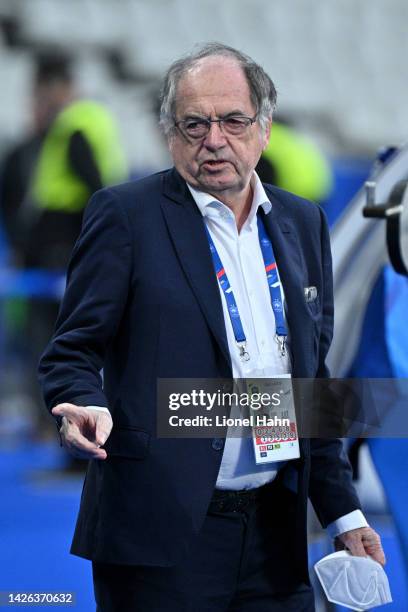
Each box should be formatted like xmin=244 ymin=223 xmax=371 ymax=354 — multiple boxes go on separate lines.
xmin=257 ymin=216 xmax=288 ymax=354
xmin=205 ymin=216 xmax=287 ymax=360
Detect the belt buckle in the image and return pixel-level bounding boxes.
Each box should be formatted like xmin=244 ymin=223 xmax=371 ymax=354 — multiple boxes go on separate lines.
xmin=210 ymin=488 xmax=256 ymax=513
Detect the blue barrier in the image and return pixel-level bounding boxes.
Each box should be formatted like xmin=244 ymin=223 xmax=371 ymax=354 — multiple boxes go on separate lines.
xmin=0 ymin=268 xmax=65 ymax=300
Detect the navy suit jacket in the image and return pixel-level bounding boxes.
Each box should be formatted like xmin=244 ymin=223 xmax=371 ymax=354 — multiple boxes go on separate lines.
xmin=39 ymin=168 xmax=360 ymax=583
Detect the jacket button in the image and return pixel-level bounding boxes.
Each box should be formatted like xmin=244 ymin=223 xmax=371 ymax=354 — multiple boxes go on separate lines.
xmin=211 ymin=438 xmax=224 ymax=451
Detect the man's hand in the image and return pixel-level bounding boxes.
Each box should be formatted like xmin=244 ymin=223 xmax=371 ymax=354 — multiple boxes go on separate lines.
xmin=52 ymin=403 xmax=113 ymax=460
xmin=335 ymin=526 xmax=386 ymax=566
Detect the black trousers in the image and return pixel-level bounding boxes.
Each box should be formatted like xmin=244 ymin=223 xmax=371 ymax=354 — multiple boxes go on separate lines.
xmin=92 ymin=482 xmax=314 ymax=612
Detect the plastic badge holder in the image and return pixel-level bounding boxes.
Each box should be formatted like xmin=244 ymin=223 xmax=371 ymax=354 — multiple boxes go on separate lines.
xmin=314 ymin=550 xmax=392 ymax=611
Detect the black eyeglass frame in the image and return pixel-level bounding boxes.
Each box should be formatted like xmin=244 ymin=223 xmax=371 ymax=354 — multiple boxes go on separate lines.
xmin=174 ymin=114 xmax=258 ymax=139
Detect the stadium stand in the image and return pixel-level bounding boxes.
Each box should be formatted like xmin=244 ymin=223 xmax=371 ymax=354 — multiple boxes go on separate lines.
xmin=0 ymin=0 xmax=407 ymax=163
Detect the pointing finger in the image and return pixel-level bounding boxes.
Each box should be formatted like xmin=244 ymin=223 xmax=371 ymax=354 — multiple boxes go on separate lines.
xmin=64 ymin=424 xmax=108 ymax=459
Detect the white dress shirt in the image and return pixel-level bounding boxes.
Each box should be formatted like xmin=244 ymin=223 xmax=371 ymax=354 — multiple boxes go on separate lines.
xmin=188 ymin=175 xmax=288 ymax=491
xmin=86 ymin=172 xmax=367 ymax=537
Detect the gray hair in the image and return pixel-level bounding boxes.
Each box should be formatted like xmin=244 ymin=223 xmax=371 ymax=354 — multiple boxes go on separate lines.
xmin=159 ymin=42 xmax=277 ymax=137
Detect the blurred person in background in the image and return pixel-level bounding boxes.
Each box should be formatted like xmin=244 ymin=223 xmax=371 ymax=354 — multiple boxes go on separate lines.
xmin=0 ymin=52 xmax=74 ymax=436
xmin=0 ymin=50 xmax=128 ymax=444
xmin=24 ymin=51 xmax=128 ymax=270
xmin=39 ymin=43 xmax=384 ymax=611
xmin=0 ymin=52 xmax=66 ymax=262
xmin=256 ymin=117 xmax=333 ymax=203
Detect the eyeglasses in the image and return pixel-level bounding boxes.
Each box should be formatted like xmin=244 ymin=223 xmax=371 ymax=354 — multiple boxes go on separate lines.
xmin=175 ymin=114 xmax=257 ymax=139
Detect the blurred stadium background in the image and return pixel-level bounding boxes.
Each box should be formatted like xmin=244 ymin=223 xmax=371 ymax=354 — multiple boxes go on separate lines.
xmin=0 ymin=1 xmax=407 ymax=610
xmin=1 ymin=0 xmax=407 ymax=167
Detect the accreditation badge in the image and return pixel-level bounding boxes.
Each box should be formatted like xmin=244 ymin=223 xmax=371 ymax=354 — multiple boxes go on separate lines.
xmin=246 ymin=373 xmax=300 ymax=464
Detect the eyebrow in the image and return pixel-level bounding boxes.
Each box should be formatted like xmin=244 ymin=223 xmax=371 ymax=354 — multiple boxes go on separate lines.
xmin=221 ymin=110 xmax=249 ymax=117
xmin=181 ymin=110 xmax=250 ymax=120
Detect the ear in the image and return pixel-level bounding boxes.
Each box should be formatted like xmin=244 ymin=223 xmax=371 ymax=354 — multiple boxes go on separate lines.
xmin=262 ymin=118 xmax=272 ymax=150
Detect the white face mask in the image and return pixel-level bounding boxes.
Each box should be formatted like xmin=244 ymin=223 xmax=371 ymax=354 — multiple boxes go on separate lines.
xmin=314 ymin=551 xmax=392 ymax=611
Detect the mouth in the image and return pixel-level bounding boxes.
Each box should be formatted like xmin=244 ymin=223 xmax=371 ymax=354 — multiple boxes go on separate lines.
xmin=201 ymin=160 xmax=230 ymax=171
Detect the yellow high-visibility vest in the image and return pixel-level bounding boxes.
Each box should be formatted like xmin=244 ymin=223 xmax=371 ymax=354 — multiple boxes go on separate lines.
xmin=32 ymin=100 xmax=127 ymax=212
xmin=262 ymin=122 xmax=333 ymax=202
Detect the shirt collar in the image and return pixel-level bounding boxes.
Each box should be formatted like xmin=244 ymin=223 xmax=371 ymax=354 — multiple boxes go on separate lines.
xmin=187 ymin=172 xmax=272 ymax=226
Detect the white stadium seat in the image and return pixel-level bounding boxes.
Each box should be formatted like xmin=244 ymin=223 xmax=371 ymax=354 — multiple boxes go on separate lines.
xmin=0 ymin=0 xmax=407 ymax=160
xmin=0 ymin=50 xmax=32 ymax=141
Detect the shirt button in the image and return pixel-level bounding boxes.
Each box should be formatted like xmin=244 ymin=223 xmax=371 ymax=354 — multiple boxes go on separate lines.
xmin=211 ymin=438 xmax=224 ymax=451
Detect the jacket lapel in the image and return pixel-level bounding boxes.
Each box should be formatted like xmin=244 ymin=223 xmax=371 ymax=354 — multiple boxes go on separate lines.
xmin=161 ymin=169 xmax=231 ymax=368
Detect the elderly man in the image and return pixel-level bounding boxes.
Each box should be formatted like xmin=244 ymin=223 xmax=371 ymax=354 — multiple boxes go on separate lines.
xmin=39 ymin=43 xmax=384 ymax=611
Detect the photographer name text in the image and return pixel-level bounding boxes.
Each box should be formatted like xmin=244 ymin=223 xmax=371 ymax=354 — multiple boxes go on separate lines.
xmin=168 ymin=414 xmax=290 ymax=427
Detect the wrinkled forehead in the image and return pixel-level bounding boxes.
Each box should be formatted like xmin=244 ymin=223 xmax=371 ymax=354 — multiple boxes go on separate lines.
xmin=174 ymin=56 xmax=255 ymax=117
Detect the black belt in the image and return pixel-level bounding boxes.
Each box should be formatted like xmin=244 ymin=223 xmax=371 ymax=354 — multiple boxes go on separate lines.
xmin=208 ymin=483 xmax=270 ymax=514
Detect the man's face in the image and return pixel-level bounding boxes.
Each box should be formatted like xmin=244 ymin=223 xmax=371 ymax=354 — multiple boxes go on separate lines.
xmin=33 ymin=81 xmax=74 ymax=130
xmin=168 ymin=57 xmax=271 ymax=198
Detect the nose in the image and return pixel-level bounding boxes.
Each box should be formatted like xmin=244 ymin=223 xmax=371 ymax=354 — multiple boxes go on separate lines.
xmin=202 ymin=121 xmax=227 ymax=150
